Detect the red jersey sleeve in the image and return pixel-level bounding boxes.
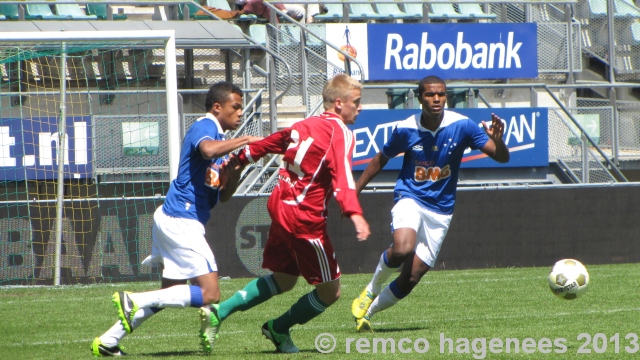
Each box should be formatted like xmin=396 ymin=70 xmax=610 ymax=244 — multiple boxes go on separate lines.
xmin=328 ymin=121 xmax=363 ymax=218
xmin=236 ymin=128 xmax=293 ymax=165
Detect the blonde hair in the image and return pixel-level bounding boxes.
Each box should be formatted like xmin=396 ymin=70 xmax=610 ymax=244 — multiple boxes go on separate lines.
xmin=322 ymin=74 xmax=363 ymax=110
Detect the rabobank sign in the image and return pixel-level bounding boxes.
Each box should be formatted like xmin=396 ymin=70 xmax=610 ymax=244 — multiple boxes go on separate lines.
xmin=367 ymin=23 xmax=538 ymax=81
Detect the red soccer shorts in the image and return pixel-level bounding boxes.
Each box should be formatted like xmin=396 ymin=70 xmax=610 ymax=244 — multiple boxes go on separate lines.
xmin=262 ymin=221 xmax=340 ymax=285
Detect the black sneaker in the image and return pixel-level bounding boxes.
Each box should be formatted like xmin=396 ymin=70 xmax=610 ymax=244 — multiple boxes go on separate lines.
xmin=91 ymin=337 xmax=127 ymax=357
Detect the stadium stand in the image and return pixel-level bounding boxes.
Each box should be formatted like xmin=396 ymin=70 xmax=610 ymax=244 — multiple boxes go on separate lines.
xmin=348 ymin=4 xmax=387 ymax=22
xmin=177 ymin=2 xmax=213 ymax=20
xmin=25 ymin=4 xmax=70 ymax=20
xmin=312 ymin=3 xmax=344 ymax=22
xmin=374 ymin=3 xmax=422 ymax=22
xmin=249 ymin=23 xmax=267 ymax=46
xmin=429 ymin=3 xmax=468 ymax=21
xmin=614 ymin=0 xmax=640 ymax=16
xmin=206 ymin=0 xmax=260 ymax=23
xmin=632 ymin=22 xmax=640 ymax=42
xmin=400 ymin=3 xmax=426 ymax=20
xmin=456 ymin=4 xmax=497 ymax=21
xmin=0 ymin=4 xmax=41 ymax=20
xmin=85 ymin=4 xmax=128 ymax=20
xmin=54 ymin=4 xmax=98 ymax=20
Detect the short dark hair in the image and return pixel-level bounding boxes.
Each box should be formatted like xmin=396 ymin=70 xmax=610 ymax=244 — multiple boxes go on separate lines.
xmin=205 ymin=81 xmax=243 ymax=112
xmin=417 ymin=75 xmax=446 ymax=97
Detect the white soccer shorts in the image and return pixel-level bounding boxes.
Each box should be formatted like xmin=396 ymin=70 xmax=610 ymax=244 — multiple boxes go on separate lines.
xmin=391 ymin=197 xmax=452 ymax=267
xmin=141 ymin=206 xmax=218 ymax=279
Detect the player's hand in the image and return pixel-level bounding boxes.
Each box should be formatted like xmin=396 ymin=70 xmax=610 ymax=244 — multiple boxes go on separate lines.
xmin=217 ymin=164 xmax=230 ymax=190
xmin=219 ymin=159 xmax=243 ymax=190
xmin=350 ymin=214 xmax=370 ymax=241
xmin=482 ymin=113 xmax=505 ymax=143
xmin=224 ymin=153 xmax=244 ymax=171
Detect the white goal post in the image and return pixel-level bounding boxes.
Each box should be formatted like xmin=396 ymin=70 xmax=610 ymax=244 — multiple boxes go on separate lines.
xmin=1 ymin=30 xmax=180 ymax=180
xmin=0 ymin=31 xmax=179 ymax=286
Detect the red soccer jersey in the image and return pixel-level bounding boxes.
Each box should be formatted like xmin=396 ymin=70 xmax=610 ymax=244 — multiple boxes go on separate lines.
xmin=236 ymin=111 xmax=363 ymax=236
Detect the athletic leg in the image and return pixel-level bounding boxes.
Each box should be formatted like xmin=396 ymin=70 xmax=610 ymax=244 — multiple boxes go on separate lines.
xmin=353 ymin=199 xmax=421 ymax=320
xmin=92 ymin=278 xmax=184 ymax=355
xmin=218 ymin=273 xmax=286 ymax=321
xmin=366 ymin=254 xmax=430 ymax=318
xmin=262 ymin=232 xmax=338 ymax=353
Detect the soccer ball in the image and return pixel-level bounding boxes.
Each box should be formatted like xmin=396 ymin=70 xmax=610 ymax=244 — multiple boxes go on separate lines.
xmin=548 ymin=259 xmax=590 ymax=300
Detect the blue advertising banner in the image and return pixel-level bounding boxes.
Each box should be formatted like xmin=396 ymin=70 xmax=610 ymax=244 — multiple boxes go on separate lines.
xmin=367 ymin=23 xmax=538 ymax=81
xmin=0 ymin=116 xmax=92 ymax=180
xmin=349 ymin=108 xmax=548 ymax=170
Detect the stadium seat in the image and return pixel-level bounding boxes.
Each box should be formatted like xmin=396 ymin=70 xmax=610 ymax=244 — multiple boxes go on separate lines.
xmin=177 ymin=3 xmax=212 ymax=20
xmin=305 ymin=24 xmax=325 ymax=46
xmin=632 ymin=22 xmax=640 ymax=42
xmin=0 ymin=4 xmax=41 ymax=20
xmin=313 ymin=4 xmax=344 ymax=22
xmin=25 ymin=4 xmax=70 ymax=20
xmin=348 ymin=4 xmax=387 ymax=22
xmin=587 ymin=0 xmax=611 ymax=17
xmin=206 ymin=0 xmax=259 ymax=23
xmin=375 ymin=3 xmax=422 ymax=22
xmin=456 ymin=4 xmax=497 ymax=21
xmin=402 ymin=3 xmax=426 ymax=19
xmin=249 ymin=24 xmax=267 ymax=46
xmin=429 ymin=3 xmax=468 ymax=21
xmin=85 ymin=4 xmax=128 ymax=20
xmin=54 ymin=5 xmax=98 ymax=20
xmin=614 ymin=0 xmax=640 ymax=17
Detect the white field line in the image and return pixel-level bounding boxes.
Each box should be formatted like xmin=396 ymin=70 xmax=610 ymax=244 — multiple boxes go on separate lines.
xmin=3 ymin=330 xmax=246 ymax=347
xmin=4 ymin=307 xmax=640 ymax=347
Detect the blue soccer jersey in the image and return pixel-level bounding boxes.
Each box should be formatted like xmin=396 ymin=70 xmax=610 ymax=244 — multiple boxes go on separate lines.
xmin=382 ymin=110 xmax=489 ymax=215
xmin=162 ymin=113 xmax=226 ymax=225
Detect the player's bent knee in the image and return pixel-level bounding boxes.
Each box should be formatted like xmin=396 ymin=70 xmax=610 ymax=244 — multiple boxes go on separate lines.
xmin=389 ymin=247 xmax=413 ymax=262
xmin=317 ymin=290 xmax=340 ymax=305
xmin=272 ymin=272 xmax=298 ymax=293
xmin=315 ymin=283 xmax=340 ymax=305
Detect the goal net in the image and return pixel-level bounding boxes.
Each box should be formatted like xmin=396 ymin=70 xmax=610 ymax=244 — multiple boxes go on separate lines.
xmin=0 ymin=31 xmax=179 ymax=285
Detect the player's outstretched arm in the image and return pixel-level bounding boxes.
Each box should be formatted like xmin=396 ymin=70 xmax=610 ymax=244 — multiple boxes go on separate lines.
xmin=356 ymin=151 xmax=390 ymax=195
xmin=199 ymin=135 xmax=263 ymax=160
xmin=350 ymin=214 xmax=370 ymax=241
xmin=481 ymin=113 xmax=510 ymax=163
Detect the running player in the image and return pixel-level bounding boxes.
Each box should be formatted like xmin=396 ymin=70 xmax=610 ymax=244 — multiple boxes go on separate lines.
xmin=91 ymin=81 xmax=261 ymax=356
xmin=351 ymin=75 xmax=510 ymax=332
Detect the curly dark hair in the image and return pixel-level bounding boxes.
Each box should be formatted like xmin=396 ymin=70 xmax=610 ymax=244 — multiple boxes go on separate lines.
xmin=205 ymin=81 xmax=243 ymax=112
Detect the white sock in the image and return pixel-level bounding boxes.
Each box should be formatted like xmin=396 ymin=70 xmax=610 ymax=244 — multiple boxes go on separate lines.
xmin=99 ymin=307 xmax=160 ymax=347
xmin=98 ymin=322 xmax=127 ymax=348
xmin=130 ymin=284 xmax=192 ymax=308
xmin=366 ymin=251 xmax=400 ymax=296
xmin=366 ymin=285 xmax=401 ymax=318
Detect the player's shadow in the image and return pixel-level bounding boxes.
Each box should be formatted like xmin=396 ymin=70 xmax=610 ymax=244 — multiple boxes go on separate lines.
xmin=139 ymin=350 xmax=202 ymax=357
xmin=371 ymin=326 xmax=427 ymax=333
xmin=255 ymin=349 xmax=318 ymax=354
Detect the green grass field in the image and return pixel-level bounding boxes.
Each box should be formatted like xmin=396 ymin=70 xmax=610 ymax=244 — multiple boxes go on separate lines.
xmin=1 ymin=263 xmax=639 ymax=359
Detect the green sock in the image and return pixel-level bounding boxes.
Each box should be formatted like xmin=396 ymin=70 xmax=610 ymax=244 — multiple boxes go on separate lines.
xmin=272 ymin=289 xmax=328 ymax=334
xmin=219 ymin=275 xmax=280 ymax=321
